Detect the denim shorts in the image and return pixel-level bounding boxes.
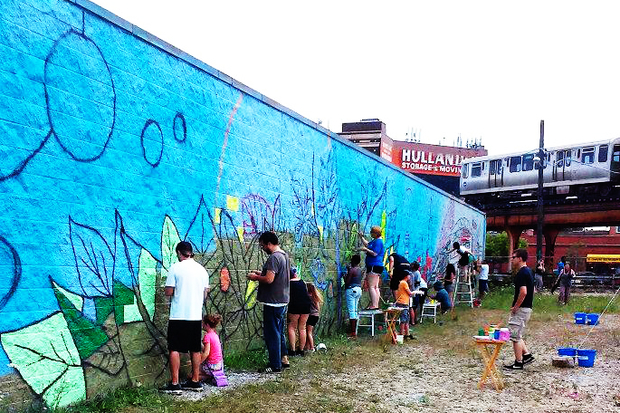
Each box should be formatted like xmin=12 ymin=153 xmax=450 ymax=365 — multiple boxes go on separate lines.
xmin=395 ymin=303 xmax=410 ymax=323
xmin=345 ymin=286 xmax=362 ymax=319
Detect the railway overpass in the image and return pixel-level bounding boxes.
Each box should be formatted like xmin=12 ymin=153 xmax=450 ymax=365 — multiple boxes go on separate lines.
xmin=483 ymin=198 xmax=620 ymax=267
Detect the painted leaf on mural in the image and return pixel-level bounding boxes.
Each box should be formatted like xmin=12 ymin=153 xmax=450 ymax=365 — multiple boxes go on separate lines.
xmin=219 ymin=266 xmax=230 ymax=292
xmin=122 ymin=249 xmax=157 ymax=322
xmin=315 ymin=152 xmax=339 ymax=229
xmin=52 ymin=281 xmax=83 ymax=311
xmin=53 ymin=283 xmax=108 ymax=359
xmin=1 ymin=313 xmax=86 ymax=408
xmin=113 ymin=280 xmax=138 ymax=325
xmin=161 ymin=215 xmax=181 ymax=282
xmin=69 ymin=217 xmax=114 ymax=297
xmin=85 ymin=331 xmax=124 ymax=376
xmin=244 ymin=280 xmax=259 ymax=310
xmin=185 ymin=194 xmax=213 ymax=253
xmin=94 ymin=296 xmax=114 ymax=325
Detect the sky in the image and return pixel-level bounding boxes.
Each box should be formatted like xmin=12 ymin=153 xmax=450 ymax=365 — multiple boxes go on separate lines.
xmin=91 ymin=0 xmax=620 ymax=156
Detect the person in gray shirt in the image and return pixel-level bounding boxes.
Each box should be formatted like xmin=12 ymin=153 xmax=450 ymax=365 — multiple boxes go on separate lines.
xmin=247 ymin=231 xmax=290 ymax=373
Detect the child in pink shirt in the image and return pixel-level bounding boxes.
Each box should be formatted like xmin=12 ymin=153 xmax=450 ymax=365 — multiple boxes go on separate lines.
xmin=200 ymin=314 xmax=227 ymax=387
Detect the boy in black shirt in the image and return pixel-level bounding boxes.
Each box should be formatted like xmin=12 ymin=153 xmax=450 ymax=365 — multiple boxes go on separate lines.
xmin=504 ymin=248 xmax=535 ymax=370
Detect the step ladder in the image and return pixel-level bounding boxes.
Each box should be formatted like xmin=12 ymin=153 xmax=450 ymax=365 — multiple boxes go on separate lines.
xmin=454 ymin=266 xmax=474 ymax=307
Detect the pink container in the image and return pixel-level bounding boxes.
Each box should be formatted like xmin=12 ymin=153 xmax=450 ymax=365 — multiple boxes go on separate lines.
xmin=499 ymin=328 xmax=510 ymax=341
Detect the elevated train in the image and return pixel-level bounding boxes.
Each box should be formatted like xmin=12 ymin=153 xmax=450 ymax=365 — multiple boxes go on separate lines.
xmin=460 ymin=138 xmax=620 ymax=207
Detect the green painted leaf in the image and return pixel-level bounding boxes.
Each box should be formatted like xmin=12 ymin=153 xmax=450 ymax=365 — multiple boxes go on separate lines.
xmin=244 ymin=280 xmax=259 ymax=310
xmin=113 ymin=280 xmax=136 ymax=325
xmin=52 ymin=281 xmax=83 ymax=311
xmin=161 ymin=216 xmax=181 ymax=282
xmin=94 ymin=296 xmax=114 ymax=325
xmin=53 ymin=286 xmax=108 ymax=359
xmin=1 ymin=313 xmax=86 ymax=408
xmin=137 ymin=248 xmax=157 ymax=320
xmin=122 ymin=249 xmax=158 ymax=323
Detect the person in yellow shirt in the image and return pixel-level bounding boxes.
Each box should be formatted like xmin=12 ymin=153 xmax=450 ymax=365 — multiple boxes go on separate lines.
xmin=395 ymin=272 xmax=413 ymax=338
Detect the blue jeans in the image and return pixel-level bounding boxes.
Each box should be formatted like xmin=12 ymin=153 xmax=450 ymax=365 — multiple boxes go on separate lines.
xmin=263 ymin=305 xmax=288 ymax=369
xmin=345 ymin=287 xmax=362 ymax=320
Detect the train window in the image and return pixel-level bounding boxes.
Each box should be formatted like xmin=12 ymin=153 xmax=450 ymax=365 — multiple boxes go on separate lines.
xmin=557 ymin=151 xmax=564 ymax=168
xmin=566 ymin=150 xmax=572 ymax=166
xmin=599 ymin=145 xmax=608 ymax=162
xmin=489 ymin=160 xmax=496 ymax=175
xmin=471 ymin=162 xmax=482 ymax=177
xmin=522 ymin=154 xmax=534 ymax=171
xmin=509 ymin=156 xmax=522 ymax=172
xmin=582 ymin=147 xmax=595 ymax=164
xmin=613 ymin=146 xmax=620 ymax=163
xmin=462 ymin=163 xmax=469 ymax=178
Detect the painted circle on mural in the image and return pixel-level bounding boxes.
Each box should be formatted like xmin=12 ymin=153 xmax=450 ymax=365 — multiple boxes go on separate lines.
xmin=141 ymin=120 xmax=164 ymax=167
xmin=0 ymin=235 xmax=21 ymax=311
xmin=173 ymin=112 xmax=187 ymax=142
xmin=44 ymin=30 xmax=116 ymax=162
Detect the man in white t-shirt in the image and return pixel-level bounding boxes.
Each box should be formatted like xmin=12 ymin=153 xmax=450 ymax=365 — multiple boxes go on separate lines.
xmin=477 ymin=260 xmax=490 ymax=301
xmin=160 ymin=241 xmax=209 ymax=394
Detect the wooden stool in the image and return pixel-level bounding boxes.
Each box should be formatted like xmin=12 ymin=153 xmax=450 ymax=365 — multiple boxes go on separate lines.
xmin=356 ymin=309 xmax=383 ymax=336
xmin=473 ymin=337 xmax=506 ymax=391
xmin=421 ymin=302 xmax=441 ymax=323
xmin=383 ymin=307 xmax=403 ymax=344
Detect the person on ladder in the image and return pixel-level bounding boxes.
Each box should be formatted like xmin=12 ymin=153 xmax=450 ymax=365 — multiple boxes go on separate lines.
xmin=452 ymin=242 xmax=473 ymax=283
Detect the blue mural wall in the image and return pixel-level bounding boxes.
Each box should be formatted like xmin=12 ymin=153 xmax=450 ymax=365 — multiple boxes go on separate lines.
xmin=0 ymin=0 xmax=485 ymax=408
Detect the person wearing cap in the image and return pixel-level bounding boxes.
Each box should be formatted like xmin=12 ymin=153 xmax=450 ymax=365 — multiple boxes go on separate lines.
xmin=160 ymin=241 xmax=210 ymax=394
xmin=430 ymin=280 xmax=452 ymax=314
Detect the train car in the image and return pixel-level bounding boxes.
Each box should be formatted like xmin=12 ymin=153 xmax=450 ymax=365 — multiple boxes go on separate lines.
xmin=460 ymin=138 xmax=620 ymax=206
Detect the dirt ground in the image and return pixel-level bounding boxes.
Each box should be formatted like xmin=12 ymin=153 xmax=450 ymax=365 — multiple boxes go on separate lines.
xmin=182 ymin=310 xmax=620 ymax=413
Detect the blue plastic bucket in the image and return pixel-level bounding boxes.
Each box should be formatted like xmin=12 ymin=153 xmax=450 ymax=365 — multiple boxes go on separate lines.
xmin=574 ymin=312 xmax=587 ymax=324
xmin=557 ymin=347 xmax=577 ymax=357
xmin=577 ymin=349 xmax=596 ymax=367
xmin=586 ymin=313 xmax=600 ymax=326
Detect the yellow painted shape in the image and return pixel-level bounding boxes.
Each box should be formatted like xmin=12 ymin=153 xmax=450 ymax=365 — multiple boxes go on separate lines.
xmin=227 ymin=195 xmax=239 ymax=212
xmin=236 ymin=226 xmax=244 ymax=242
xmin=214 ymin=208 xmax=221 ymax=224
xmin=244 ymin=280 xmax=259 ymax=309
xmin=318 ymin=225 xmax=323 ymax=239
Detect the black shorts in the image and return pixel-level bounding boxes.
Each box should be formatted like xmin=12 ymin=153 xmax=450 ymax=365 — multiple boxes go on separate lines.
xmin=479 ymin=279 xmax=489 ymax=293
xmin=366 ymin=265 xmax=384 ymax=274
xmin=167 ymin=320 xmax=202 ymax=353
xmin=307 ymin=315 xmax=319 ymax=326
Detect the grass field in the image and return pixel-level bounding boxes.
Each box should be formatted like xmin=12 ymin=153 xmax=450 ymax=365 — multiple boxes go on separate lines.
xmin=10 ymin=287 xmax=619 ymax=413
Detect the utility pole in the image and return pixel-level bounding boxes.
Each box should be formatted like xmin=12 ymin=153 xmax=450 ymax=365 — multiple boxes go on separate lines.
xmin=537 ymin=120 xmax=545 ymax=262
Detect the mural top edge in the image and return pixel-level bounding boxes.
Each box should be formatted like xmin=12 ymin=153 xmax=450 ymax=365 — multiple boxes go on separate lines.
xmin=73 ymin=0 xmax=480 ymax=212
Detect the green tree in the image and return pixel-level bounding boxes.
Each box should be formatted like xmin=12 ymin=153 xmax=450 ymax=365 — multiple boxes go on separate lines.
xmin=485 ymin=232 xmax=527 ymax=263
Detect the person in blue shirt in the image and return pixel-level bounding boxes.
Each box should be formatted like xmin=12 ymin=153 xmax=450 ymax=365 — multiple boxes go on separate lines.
xmin=358 ymin=226 xmax=385 ymax=310
xmin=556 ymin=256 xmax=566 ymax=275
xmin=431 ymin=281 xmax=452 ymax=314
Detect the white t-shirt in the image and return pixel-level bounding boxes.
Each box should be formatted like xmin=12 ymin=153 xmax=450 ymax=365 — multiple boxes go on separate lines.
xmin=411 ymin=270 xmax=427 ymax=290
xmin=165 ymin=259 xmax=209 ymax=320
xmin=478 ymin=264 xmax=489 ymax=281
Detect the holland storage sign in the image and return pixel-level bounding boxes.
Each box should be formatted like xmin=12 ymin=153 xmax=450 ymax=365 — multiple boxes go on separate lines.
xmin=391 ymin=142 xmax=486 ymax=177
